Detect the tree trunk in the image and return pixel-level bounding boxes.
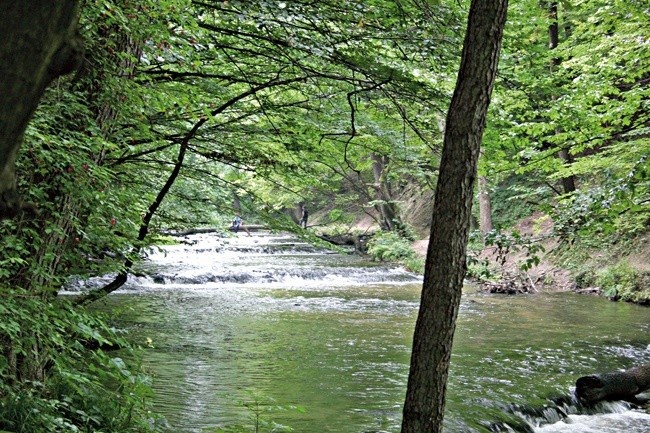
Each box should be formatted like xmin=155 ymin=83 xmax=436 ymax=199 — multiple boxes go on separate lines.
xmin=233 ymin=195 xmax=242 ymax=213
xmin=0 ymin=1 xmax=82 ymax=218
xmin=557 ymin=147 xmax=576 ymax=193
xmin=478 ymin=175 xmax=493 ymax=235
xmin=547 ymin=1 xmax=576 ymax=194
xmin=11 ymin=7 xmax=143 ymax=293
xmin=401 ymin=1 xmax=508 ymax=432
xmin=371 ymin=153 xmax=398 ymax=231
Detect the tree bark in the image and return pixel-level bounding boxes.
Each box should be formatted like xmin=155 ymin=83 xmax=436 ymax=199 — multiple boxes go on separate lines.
xmin=371 ymin=153 xmax=397 ymax=231
xmin=547 ymin=1 xmax=576 ymax=194
xmin=0 ymin=1 xmax=82 ymax=218
xmin=401 ymin=1 xmax=508 ymax=432
xmin=557 ymin=147 xmax=576 ymax=193
xmin=11 ymin=5 xmax=143 ymax=293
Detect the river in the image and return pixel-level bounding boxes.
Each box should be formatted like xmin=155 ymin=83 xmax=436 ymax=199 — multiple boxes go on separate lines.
xmin=81 ymin=231 xmax=650 ymax=433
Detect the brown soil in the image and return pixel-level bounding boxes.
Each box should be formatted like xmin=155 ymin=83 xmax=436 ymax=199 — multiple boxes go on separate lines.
xmin=412 ymin=212 xmax=574 ymax=292
xmin=412 ymin=239 xmax=429 ymax=257
xmin=411 ymin=214 xmax=650 ymax=303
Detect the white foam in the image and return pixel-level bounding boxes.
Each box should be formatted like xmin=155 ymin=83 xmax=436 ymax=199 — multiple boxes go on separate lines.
xmin=535 ymin=410 xmax=650 ymax=433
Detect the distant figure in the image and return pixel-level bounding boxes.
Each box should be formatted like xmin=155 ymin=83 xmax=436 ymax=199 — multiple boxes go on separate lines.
xmin=231 ymin=214 xmax=251 ymax=236
xmin=231 ymin=215 xmax=242 ymax=232
xmin=299 ymin=206 xmax=309 ymax=229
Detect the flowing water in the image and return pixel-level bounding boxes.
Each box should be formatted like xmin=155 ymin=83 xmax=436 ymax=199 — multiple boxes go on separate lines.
xmin=78 ymin=232 xmax=650 ymax=433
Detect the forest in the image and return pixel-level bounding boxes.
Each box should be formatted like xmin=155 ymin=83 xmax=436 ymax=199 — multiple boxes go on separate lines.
xmin=1 ymin=1 xmax=648 ymax=432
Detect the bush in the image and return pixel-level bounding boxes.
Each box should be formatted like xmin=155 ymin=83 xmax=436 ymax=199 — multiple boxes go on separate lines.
xmin=552 ymin=157 xmax=650 ymax=246
xmin=367 ymin=231 xmax=413 ymax=262
xmin=0 ymin=288 xmax=165 ymax=433
xmin=466 ymin=254 xmax=495 ymax=282
xmin=594 ymin=262 xmax=649 ymax=303
xmin=575 ymin=261 xmax=650 ymax=304
xmin=367 ymin=231 xmax=424 ymax=273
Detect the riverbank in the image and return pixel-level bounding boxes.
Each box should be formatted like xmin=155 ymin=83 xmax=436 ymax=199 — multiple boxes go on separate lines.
xmin=410 ymin=213 xmax=650 ymax=304
xmin=308 ymin=199 xmax=649 ymax=304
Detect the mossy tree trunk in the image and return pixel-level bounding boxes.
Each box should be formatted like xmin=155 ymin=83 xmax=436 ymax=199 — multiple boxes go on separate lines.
xmin=11 ymin=5 xmax=143 ymax=293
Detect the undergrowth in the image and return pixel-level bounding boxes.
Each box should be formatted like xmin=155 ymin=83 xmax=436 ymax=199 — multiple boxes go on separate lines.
xmin=553 ymin=229 xmax=650 ymax=304
xmin=367 ymin=231 xmax=424 ymax=273
xmin=0 ymin=288 xmax=166 ymax=433
xmin=575 ymin=261 xmax=650 ymax=304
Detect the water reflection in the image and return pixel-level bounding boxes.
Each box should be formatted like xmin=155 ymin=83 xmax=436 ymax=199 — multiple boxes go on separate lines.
xmin=91 ymin=232 xmax=650 ymax=432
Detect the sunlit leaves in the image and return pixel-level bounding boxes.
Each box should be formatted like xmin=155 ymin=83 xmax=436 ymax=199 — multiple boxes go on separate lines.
xmin=126 ymin=0 xmax=463 ymax=226
xmin=484 ymin=0 xmax=649 ymax=239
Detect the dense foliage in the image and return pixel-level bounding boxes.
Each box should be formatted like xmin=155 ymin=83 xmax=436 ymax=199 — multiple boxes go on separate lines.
xmin=0 ymin=288 xmax=163 ymax=432
xmin=478 ymin=0 xmax=649 ymax=301
xmin=486 ymin=0 xmax=649 ymax=239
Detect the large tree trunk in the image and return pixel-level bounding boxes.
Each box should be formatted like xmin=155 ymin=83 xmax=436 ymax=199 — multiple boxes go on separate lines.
xmin=0 ymin=1 xmax=82 ymax=219
xmin=401 ymin=1 xmax=508 ymax=432
xmin=11 ymin=6 xmax=143 ymax=293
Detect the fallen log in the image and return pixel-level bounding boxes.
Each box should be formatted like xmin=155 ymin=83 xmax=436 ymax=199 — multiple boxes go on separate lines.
xmin=575 ymin=364 xmax=650 ymax=406
xmin=316 ymin=233 xmax=372 ymax=253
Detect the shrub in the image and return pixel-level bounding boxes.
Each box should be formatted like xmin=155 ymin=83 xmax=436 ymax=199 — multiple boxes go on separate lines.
xmin=367 ymin=231 xmax=414 ymax=262
xmin=367 ymin=231 xmax=424 ymax=273
xmin=0 ymin=288 xmax=165 ymax=433
xmin=575 ymin=261 xmax=650 ymax=304
xmin=593 ymin=262 xmax=649 ymax=303
xmin=466 ymin=254 xmax=495 ymax=281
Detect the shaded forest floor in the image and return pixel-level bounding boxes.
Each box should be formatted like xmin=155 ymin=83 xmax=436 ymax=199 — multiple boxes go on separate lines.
xmin=411 ymin=212 xmax=650 ymax=303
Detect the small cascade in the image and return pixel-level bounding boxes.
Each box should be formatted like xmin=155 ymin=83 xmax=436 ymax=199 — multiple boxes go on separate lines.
xmin=61 ymin=230 xmax=650 ymax=433
xmin=489 ymin=392 xmax=650 ymax=433
xmin=63 ymin=231 xmax=422 ymax=294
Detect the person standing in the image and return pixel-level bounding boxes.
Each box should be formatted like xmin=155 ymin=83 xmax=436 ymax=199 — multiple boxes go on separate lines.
xmin=299 ymin=205 xmax=309 ymax=229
